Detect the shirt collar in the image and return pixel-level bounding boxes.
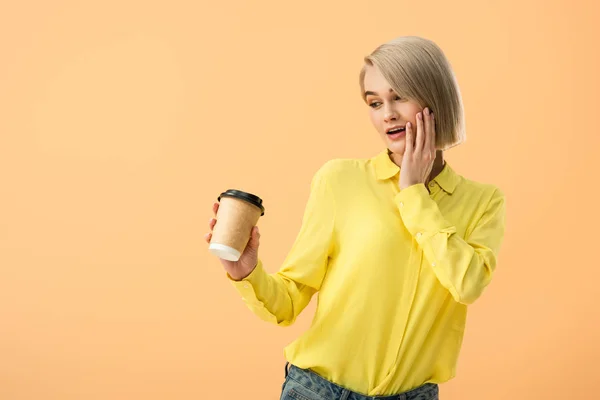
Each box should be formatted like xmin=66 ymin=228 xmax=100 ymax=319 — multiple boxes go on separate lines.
xmin=372 ymin=148 xmax=460 ymax=194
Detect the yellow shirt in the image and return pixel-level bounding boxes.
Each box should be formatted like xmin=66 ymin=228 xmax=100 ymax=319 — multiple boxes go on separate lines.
xmin=227 ymin=148 xmax=506 ymax=396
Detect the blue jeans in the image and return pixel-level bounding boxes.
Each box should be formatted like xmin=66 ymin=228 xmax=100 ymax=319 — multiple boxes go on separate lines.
xmin=280 ymin=362 xmax=439 ymax=400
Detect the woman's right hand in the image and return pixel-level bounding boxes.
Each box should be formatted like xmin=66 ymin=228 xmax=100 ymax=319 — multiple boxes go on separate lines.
xmin=205 ymin=202 xmax=261 ymax=281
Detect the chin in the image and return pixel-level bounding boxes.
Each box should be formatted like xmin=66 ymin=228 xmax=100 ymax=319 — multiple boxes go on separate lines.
xmin=386 ymin=142 xmax=406 ymax=155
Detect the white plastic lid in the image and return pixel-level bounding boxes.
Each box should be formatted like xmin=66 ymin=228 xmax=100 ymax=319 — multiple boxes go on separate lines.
xmin=208 ymin=243 xmax=241 ymax=261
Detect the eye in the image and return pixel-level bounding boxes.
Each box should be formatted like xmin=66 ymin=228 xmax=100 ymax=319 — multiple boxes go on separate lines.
xmin=368 ymin=96 xmax=402 ymax=108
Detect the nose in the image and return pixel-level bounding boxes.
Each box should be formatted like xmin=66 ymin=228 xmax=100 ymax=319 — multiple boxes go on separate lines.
xmin=384 ymin=106 xmax=398 ymax=122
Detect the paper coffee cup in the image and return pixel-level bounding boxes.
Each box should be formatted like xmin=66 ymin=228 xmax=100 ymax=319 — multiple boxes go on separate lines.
xmin=208 ymin=189 xmax=265 ymax=261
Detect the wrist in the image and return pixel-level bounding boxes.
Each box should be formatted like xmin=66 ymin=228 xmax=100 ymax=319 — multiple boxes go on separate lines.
xmin=400 ymin=181 xmax=422 ymax=190
xmin=230 ymin=262 xmax=258 ymax=281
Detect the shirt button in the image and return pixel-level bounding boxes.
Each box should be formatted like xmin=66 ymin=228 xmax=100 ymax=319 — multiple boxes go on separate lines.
xmin=432 ymin=262 xmax=436 ymax=267
xmin=243 ymin=284 xmax=249 ymax=289
xmin=399 ymin=201 xmax=404 ymax=207
xmin=416 ymin=232 xmax=422 ymax=238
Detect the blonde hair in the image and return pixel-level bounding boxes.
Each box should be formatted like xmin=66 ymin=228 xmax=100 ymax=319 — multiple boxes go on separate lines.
xmin=359 ymin=36 xmax=466 ymax=150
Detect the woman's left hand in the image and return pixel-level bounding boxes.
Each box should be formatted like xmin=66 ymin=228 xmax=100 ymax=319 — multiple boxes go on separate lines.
xmin=399 ymin=107 xmax=436 ymax=190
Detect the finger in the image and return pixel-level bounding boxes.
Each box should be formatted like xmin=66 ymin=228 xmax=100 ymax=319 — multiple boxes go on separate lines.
xmin=415 ymin=112 xmax=424 ymax=153
xmin=405 ymin=122 xmax=414 ymax=153
xmin=213 ymin=202 xmax=219 ymax=216
xmin=423 ymin=108 xmax=431 ymax=153
xmin=430 ymin=111 xmax=436 ymax=153
xmin=209 ymin=218 xmax=217 ymax=230
xmin=248 ymin=226 xmax=260 ymax=249
xmin=204 ymin=232 xmax=212 ymax=243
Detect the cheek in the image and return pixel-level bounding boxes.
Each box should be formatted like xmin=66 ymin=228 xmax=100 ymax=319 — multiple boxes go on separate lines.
xmin=368 ymin=111 xmax=382 ymax=130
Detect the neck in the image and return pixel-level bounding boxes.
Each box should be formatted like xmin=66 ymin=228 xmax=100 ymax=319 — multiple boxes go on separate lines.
xmin=388 ymin=149 xmax=445 ymax=182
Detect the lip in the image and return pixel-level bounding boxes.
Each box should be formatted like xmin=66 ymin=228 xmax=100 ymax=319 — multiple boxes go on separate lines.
xmin=387 ymin=129 xmax=406 ymax=140
xmin=385 ymin=125 xmax=406 ymax=134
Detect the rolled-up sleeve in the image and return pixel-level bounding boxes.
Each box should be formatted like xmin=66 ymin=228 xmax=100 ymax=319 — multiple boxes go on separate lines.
xmin=227 ymin=161 xmax=337 ymax=326
xmin=395 ymin=184 xmax=506 ymax=305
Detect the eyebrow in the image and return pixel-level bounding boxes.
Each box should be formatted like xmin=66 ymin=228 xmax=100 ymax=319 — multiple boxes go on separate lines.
xmin=364 ymin=88 xmax=394 ymax=97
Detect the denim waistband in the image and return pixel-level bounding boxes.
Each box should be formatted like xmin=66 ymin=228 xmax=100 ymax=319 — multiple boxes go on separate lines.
xmin=284 ymin=362 xmax=438 ymax=400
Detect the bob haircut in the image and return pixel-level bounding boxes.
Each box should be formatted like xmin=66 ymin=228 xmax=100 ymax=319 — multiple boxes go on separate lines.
xmin=359 ymin=36 xmax=466 ymax=151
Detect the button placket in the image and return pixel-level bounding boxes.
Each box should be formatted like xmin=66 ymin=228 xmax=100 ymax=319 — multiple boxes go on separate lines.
xmin=428 ymin=181 xmax=438 ymax=196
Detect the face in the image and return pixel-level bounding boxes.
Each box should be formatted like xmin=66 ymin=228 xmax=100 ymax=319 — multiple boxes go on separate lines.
xmin=363 ymin=64 xmax=424 ymax=156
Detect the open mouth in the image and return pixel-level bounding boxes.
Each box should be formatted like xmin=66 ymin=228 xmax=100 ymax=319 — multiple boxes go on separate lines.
xmin=386 ymin=127 xmax=406 ymax=135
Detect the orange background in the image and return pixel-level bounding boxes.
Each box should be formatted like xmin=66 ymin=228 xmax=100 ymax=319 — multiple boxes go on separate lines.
xmin=1 ymin=1 xmax=598 ymax=399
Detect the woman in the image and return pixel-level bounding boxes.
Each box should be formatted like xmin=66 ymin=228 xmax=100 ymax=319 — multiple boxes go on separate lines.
xmin=204 ymin=36 xmax=506 ymax=400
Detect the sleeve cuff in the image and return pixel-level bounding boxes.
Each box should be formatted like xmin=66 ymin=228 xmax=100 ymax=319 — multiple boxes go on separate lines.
xmin=226 ymin=258 xmax=269 ymax=303
xmin=395 ymin=183 xmax=454 ymax=241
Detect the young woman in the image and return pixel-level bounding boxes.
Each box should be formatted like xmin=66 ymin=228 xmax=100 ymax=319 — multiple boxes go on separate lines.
xmin=205 ymin=36 xmax=506 ymax=400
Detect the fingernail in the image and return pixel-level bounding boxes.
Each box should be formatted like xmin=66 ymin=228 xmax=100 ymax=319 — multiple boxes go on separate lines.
xmin=425 ymin=108 xmax=429 ymax=115
xmin=407 ymin=122 xmax=411 ymax=128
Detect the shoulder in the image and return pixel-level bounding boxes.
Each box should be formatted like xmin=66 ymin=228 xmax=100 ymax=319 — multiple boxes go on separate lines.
xmin=454 ymin=172 xmax=506 ymax=209
xmin=314 ymin=156 xmax=370 ymax=181
xmin=460 ymin=176 xmax=503 ymax=195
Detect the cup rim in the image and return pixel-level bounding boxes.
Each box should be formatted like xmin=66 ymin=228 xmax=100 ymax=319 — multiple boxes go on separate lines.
xmin=218 ymin=189 xmax=265 ymax=216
